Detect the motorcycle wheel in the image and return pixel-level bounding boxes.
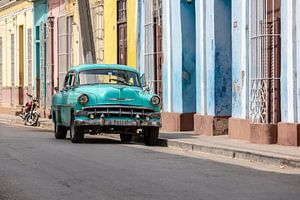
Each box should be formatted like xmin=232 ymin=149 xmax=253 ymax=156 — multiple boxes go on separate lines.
xmin=25 ymin=112 xmax=39 ymax=126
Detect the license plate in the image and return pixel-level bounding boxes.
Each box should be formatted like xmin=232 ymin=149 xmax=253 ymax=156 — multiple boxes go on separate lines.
xmin=113 ymin=120 xmax=131 ymax=125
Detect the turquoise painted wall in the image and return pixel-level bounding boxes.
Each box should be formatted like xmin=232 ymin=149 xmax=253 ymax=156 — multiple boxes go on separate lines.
xmin=33 ymin=0 xmax=47 ymax=96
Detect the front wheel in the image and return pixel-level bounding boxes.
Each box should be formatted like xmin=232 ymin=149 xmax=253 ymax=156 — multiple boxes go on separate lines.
xmin=54 ymin=120 xmax=67 ymax=139
xmin=143 ymin=127 xmax=159 ymax=146
xmin=70 ymin=115 xmax=84 ymax=143
xmin=24 ymin=112 xmax=39 ymax=126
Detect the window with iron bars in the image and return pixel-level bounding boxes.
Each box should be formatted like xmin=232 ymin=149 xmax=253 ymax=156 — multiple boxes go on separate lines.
xmin=250 ymin=0 xmax=281 ymax=124
xmin=144 ymin=0 xmax=163 ymax=100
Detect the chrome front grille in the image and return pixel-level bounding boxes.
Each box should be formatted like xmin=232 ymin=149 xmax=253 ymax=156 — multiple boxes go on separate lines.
xmin=82 ymin=105 xmax=156 ymax=118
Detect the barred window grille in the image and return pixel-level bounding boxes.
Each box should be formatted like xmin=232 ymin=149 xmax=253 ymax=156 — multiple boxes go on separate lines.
xmin=90 ymin=0 xmax=104 ymax=63
xmin=144 ymin=0 xmax=163 ymax=99
xmin=250 ymin=0 xmax=281 ymax=123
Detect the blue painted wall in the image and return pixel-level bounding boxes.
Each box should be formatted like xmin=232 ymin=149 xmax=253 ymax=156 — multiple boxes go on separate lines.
xmin=297 ymin=0 xmax=300 ymax=123
xmin=161 ymin=0 xmax=196 ymax=113
xmin=231 ymin=0 xmax=244 ymax=118
xmin=162 ymin=0 xmax=170 ymax=112
xmin=33 ymin=0 xmax=47 ymax=97
xmin=170 ymin=0 xmax=183 ymax=113
xmin=280 ymin=1 xmax=289 ymax=122
xmin=281 ymin=0 xmax=300 ymax=123
xmin=205 ymin=0 xmax=216 ymax=115
xmin=195 ymin=0 xmax=232 ymax=117
xmin=214 ymin=0 xmax=232 ymax=116
xmin=180 ymin=0 xmax=196 ymax=113
xmin=137 ymin=0 xmax=144 ymax=74
xmin=195 ymin=0 xmax=204 ymax=114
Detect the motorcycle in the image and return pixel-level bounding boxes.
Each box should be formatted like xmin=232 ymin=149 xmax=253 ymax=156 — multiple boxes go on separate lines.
xmin=19 ymin=93 xmax=40 ymax=126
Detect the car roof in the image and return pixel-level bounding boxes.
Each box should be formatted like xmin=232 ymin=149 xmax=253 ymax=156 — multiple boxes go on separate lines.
xmin=70 ymin=64 xmax=139 ymax=74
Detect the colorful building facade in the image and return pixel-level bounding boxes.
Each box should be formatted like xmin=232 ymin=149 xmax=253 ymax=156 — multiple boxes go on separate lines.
xmin=230 ymin=0 xmax=300 ymax=146
xmin=0 ymin=0 xmax=34 ymax=114
xmin=104 ymin=0 xmax=137 ymax=68
xmin=160 ymin=0 xmax=300 ymax=146
xmin=34 ymin=0 xmax=48 ymax=114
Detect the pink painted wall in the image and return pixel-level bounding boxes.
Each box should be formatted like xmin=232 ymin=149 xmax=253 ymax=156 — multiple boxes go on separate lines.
xmin=48 ymin=0 xmax=63 ymax=89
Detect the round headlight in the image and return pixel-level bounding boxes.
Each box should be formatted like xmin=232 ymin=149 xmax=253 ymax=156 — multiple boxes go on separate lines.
xmin=150 ymin=96 xmax=161 ymax=105
xmin=78 ymin=94 xmax=89 ymax=105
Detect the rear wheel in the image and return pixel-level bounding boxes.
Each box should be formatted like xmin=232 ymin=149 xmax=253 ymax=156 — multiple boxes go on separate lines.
xmin=144 ymin=127 xmax=159 ymax=146
xmin=70 ymin=115 xmax=84 ymax=143
xmin=120 ymin=134 xmax=133 ymax=143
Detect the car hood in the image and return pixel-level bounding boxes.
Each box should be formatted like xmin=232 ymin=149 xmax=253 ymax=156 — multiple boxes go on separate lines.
xmin=77 ymin=84 xmax=152 ymax=107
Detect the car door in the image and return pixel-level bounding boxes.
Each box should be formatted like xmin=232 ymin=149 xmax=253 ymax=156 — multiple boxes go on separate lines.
xmin=61 ymin=73 xmax=72 ymax=126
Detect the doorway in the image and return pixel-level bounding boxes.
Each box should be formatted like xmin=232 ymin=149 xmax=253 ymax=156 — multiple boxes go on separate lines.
xmin=250 ymin=0 xmax=281 ymax=123
xmin=180 ymin=0 xmax=196 ymax=113
xmin=117 ymin=0 xmax=127 ymax=65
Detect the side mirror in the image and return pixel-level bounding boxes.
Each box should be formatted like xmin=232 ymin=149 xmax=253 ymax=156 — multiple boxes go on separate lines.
xmin=54 ymin=86 xmax=59 ymax=93
xmin=140 ymin=73 xmax=146 ymax=87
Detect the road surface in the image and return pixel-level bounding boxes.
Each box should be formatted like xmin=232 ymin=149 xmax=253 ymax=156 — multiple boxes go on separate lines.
xmin=0 ymin=123 xmax=299 ymax=200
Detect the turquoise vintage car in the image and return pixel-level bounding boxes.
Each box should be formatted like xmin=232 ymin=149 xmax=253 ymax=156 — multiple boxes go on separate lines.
xmin=51 ymin=64 xmax=161 ymax=145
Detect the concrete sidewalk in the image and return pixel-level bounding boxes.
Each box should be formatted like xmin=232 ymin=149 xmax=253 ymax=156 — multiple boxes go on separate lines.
xmin=0 ymin=114 xmax=300 ymax=168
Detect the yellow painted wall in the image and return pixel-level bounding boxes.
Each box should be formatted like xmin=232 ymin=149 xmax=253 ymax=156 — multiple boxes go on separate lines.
xmin=104 ymin=0 xmax=137 ymax=68
xmin=104 ymin=0 xmax=117 ymax=64
xmin=126 ymin=0 xmax=136 ymax=68
xmin=0 ymin=1 xmax=33 ymax=87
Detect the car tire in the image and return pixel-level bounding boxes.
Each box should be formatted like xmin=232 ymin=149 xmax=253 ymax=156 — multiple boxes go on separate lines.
xmin=120 ymin=134 xmax=133 ymax=143
xmin=54 ymin=120 xmax=67 ymax=139
xmin=144 ymin=127 xmax=159 ymax=146
xmin=70 ymin=115 xmax=84 ymax=143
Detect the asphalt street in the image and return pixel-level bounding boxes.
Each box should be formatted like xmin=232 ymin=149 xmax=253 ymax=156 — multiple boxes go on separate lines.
xmin=0 ymin=123 xmax=299 ymax=200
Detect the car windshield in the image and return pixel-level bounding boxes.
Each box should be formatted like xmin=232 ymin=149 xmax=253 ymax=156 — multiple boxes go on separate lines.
xmin=79 ymin=69 xmax=141 ymax=87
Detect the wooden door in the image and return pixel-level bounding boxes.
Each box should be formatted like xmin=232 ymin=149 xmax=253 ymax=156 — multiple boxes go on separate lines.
xmin=266 ymin=0 xmax=281 ymax=123
xmin=117 ymin=0 xmax=127 ymax=65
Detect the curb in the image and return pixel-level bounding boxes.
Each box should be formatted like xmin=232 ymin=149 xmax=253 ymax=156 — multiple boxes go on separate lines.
xmin=157 ymin=138 xmax=300 ymax=169
xmin=1 ymin=117 xmax=300 ymax=168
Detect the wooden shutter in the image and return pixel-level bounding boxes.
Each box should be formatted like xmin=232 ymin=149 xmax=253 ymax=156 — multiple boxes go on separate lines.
xmin=58 ymin=16 xmax=68 ymax=90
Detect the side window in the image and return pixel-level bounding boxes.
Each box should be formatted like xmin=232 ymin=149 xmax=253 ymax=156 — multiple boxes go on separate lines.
xmin=69 ymin=74 xmax=76 ymax=87
xmin=63 ymin=75 xmax=70 ymax=88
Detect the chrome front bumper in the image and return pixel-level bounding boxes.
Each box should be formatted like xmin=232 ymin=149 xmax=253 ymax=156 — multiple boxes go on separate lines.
xmin=74 ymin=118 xmax=161 ymax=127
